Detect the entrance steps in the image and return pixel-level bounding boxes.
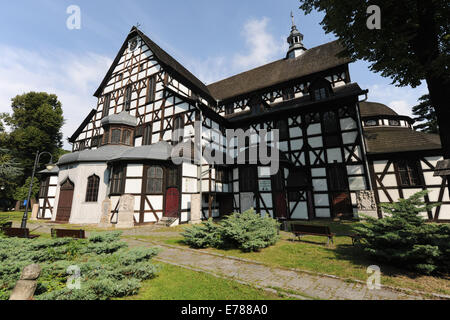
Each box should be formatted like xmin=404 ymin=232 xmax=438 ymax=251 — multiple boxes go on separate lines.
xmin=156 ymin=217 xmax=179 ymax=228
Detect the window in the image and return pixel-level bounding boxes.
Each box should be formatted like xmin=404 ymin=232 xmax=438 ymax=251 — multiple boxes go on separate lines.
xmin=397 ymin=160 xmax=421 ymax=187
xmin=365 ymin=120 xmax=378 ymax=126
xmin=143 ymin=124 xmax=152 ymax=145
xmin=139 ymin=62 xmax=146 ymax=72
xmin=124 ymin=85 xmax=132 ymax=111
xmin=282 ymin=87 xmax=295 ymax=101
xmin=146 ymin=166 xmax=163 ymax=194
xmin=322 ymin=111 xmax=341 ymax=148
xmin=216 ymin=168 xmax=231 ymax=184
xmin=146 ymin=76 xmax=156 ymax=104
xmin=323 ymin=112 xmax=339 ymax=134
xmin=103 ymin=130 xmax=110 ymax=145
xmin=122 ymin=130 xmax=131 ymax=146
xmin=389 ymin=119 xmax=400 ymax=126
xmin=314 ymin=88 xmax=328 ymax=101
xmin=102 ymin=94 xmax=111 ymax=118
xmin=239 ymin=167 xmax=257 ymax=192
xmin=328 ymin=164 xmax=349 ymax=191
xmin=117 ymin=73 xmax=123 ymax=82
xmin=85 ymin=175 xmax=100 ymax=202
xmin=225 ymin=104 xmax=234 ymax=115
xmin=39 ymin=177 xmax=50 ymax=198
xmin=275 ymin=120 xmax=289 ymax=140
xmin=166 ymin=167 xmax=178 ymax=188
xmin=111 ymin=129 xmax=121 ymax=144
xmin=172 ymin=115 xmax=184 ymax=144
xmin=91 ymin=135 xmax=102 ymax=148
xmin=110 ymin=166 xmax=125 ymax=195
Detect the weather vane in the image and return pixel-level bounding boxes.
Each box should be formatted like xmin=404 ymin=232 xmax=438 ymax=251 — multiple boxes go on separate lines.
xmin=136 ymin=22 xmax=142 ymax=28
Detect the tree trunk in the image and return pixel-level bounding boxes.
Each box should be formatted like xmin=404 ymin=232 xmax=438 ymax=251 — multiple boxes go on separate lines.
xmin=416 ymin=1 xmax=450 ymax=158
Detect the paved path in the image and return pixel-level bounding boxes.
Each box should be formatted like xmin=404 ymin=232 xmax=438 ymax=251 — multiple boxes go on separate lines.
xmin=125 ymin=238 xmax=423 ymax=300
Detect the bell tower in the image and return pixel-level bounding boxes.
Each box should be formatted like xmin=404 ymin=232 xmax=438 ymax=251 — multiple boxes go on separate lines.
xmin=287 ymin=12 xmax=307 ymax=59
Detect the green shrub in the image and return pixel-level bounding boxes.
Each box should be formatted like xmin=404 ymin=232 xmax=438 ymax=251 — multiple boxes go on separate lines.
xmin=181 ymin=219 xmax=222 ymax=249
xmin=0 ymin=232 xmax=160 ymax=300
xmin=182 ymin=210 xmax=280 ymax=252
xmin=354 ymin=191 xmax=449 ymax=274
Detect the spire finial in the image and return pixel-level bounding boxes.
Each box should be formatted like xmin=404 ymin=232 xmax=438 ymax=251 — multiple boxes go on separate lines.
xmin=291 ymin=11 xmax=295 ymax=28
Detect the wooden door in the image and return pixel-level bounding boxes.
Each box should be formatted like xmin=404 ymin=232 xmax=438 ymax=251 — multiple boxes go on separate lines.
xmin=218 ymin=194 xmax=234 ymax=216
xmin=164 ymin=187 xmax=180 ymax=218
xmin=272 ymin=168 xmax=288 ymax=219
xmin=331 ymin=192 xmax=353 ymax=219
xmin=56 ymin=180 xmax=74 ymax=223
xmin=273 ymin=192 xmax=288 ymax=219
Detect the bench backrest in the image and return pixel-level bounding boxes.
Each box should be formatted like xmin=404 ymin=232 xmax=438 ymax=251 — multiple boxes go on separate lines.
xmin=51 ymin=229 xmax=85 ymax=239
xmin=3 ymin=228 xmax=30 ymax=238
xmin=0 ymin=222 xmax=13 ymax=230
xmin=291 ymin=224 xmax=332 ymax=235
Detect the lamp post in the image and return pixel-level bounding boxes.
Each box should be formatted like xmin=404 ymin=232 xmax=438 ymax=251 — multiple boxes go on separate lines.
xmin=21 ymin=151 xmax=55 ymax=229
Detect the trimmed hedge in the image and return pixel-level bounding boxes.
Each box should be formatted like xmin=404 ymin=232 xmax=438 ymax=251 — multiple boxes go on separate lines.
xmin=182 ymin=210 xmax=280 ymax=252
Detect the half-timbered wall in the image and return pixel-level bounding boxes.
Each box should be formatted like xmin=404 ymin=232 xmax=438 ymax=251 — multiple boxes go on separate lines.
xmin=369 ymin=155 xmax=450 ymax=221
xmin=38 ymin=175 xmax=58 ymax=219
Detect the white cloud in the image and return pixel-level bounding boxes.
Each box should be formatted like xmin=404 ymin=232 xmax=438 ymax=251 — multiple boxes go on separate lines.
xmin=0 ymin=45 xmax=112 ymax=149
xmin=186 ymin=17 xmax=287 ymax=85
xmin=233 ymin=17 xmax=285 ymax=71
xmin=363 ymin=83 xmax=428 ymax=117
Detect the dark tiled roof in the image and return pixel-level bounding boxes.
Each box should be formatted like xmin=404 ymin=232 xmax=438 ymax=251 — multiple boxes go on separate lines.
xmin=207 ymin=40 xmax=351 ymax=101
xmin=364 ymin=127 xmax=442 ymax=154
xmin=359 ymin=101 xmax=398 ymax=118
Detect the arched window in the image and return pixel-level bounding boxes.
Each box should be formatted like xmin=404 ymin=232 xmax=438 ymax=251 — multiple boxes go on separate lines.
xmin=146 ymin=166 xmax=163 ymax=194
xmin=85 ymin=175 xmax=100 ymax=202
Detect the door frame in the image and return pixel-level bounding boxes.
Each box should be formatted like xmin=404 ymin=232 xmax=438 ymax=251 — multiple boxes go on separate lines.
xmin=55 ymin=178 xmax=75 ymax=223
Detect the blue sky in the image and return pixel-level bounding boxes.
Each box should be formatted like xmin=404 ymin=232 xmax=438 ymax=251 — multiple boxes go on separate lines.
xmin=0 ymin=0 xmax=428 ymax=149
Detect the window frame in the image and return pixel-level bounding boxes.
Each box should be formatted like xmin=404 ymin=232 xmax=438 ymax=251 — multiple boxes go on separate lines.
xmin=110 ymin=165 xmax=125 ymax=196
xmin=124 ymin=85 xmax=132 ymax=111
xmin=85 ymin=174 xmax=100 ymax=202
xmin=102 ymin=94 xmax=111 ymax=118
xmin=396 ymin=160 xmax=422 ymax=187
xmin=146 ymin=76 xmax=157 ymax=104
xmin=145 ymin=166 xmax=164 ymax=194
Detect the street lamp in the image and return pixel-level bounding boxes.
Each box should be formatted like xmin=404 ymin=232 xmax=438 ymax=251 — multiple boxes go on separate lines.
xmin=21 ymin=151 xmax=55 ymax=229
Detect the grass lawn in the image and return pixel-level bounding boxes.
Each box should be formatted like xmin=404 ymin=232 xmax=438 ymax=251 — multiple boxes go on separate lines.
xmin=0 ymin=211 xmax=26 ymax=222
xmin=122 ymin=262 xmax=292 ymax=300
xmin=139 ymin=220 xmax=450 ymax=297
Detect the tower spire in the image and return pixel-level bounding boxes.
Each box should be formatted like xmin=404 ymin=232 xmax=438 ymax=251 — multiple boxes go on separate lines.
xmin=286 ymin=12 xmax=306 ymax=59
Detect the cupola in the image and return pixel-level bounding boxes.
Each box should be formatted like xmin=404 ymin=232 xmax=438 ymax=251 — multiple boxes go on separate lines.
xmin=287 ymin=12 xmax=307 ymax=59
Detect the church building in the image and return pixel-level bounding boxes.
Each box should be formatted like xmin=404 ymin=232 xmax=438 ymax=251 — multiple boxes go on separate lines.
xmin=37 ymin=19 xmax=450 ymax=226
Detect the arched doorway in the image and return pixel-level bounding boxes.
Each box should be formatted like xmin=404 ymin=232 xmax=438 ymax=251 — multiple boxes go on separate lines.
xmin=56 ymin=179 xmax=74 ymax=223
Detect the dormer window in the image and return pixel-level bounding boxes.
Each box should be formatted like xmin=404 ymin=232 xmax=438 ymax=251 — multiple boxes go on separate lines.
xmin=389 ymin=119 xmax=400 ymax=126
xmin=309 ymin=78 xmax=333 ymax=101
xmin=225 ymin=104 xmax=234 ymax=115
xmin=103 ymin=126 xmax=134 ymax=146
xmin=365 ymin=120 xmax=378 ymax=127
xmin=282 ymin=87 xmax=295 ymax=101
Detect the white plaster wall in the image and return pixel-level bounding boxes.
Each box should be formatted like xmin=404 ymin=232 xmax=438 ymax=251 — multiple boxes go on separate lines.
xmin=53 ymin=163 xmax=109 ymax=224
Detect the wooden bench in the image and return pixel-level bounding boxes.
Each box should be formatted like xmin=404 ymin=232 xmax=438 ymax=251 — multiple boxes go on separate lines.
xmin=291 ymin=224 xmax=335 ymax=246
xmin=51 ymin=229 xmax=86 ymax=239
xmin=0 ymin=222 xmax=13 ymax=230
xmin=3 ymin=228 xmax=40 ymax=239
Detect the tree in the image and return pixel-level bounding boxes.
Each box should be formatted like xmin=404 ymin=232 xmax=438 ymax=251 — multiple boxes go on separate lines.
xmin=412 ymin=94 xmax=438 ymax=134
xmin=299 ymin=0 xmax=450 ymax=158
xmin=13 ymin=177 xmax=40 ymax=202
xmin=0 ymin=148 xmax=23 ymax=210
xmin=2 ymin=92 xmax=64 ymax=177
xmin=354 ymin=191 xmax=449 ymax=274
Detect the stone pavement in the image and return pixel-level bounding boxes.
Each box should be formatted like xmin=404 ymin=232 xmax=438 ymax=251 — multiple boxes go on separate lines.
xmin=125 ymin=238 xmax=424 ymax=300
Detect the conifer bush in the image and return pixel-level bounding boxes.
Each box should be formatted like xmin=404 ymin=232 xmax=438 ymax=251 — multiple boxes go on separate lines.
xmin=354 ymin=191 xmax=450 ymax=275
xmin=0 ymin=231 xmax=160 ymax=300
xmin=182 ymin=210 xmax=280 ymax=252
